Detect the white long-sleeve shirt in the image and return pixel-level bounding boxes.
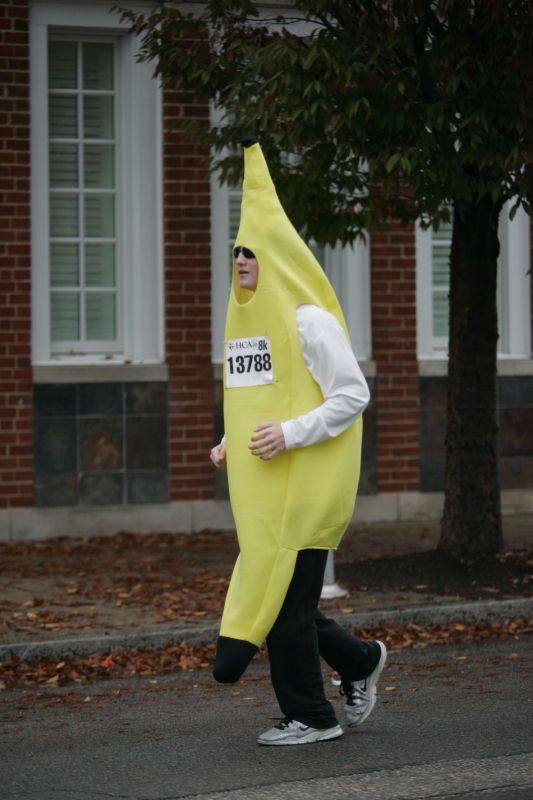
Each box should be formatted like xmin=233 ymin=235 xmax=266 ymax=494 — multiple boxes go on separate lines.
xmin=221 ymin=304 xmax=370 ymax=451
xmin=280 ymin=304 xmax=370 ymax=449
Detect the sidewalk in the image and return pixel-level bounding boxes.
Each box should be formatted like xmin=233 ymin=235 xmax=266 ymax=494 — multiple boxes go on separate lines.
xmin=0 ymin=517 xmax=531 ymax=662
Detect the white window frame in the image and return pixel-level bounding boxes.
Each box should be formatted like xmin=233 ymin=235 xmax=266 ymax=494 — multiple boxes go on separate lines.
xmin=31 ymin=1 xmax=164 ymax=366
xmin=210 ymin=175 xmax=372 ymax=364
xmin=416 ymin=204 xmax=531 ymax=361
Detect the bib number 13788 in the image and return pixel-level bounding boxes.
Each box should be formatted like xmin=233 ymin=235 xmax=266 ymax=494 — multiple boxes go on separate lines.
xmin=225 ymin=337 xmax=274 ymax=388
xmin=227 ymin=352 xmax=272 ymax=375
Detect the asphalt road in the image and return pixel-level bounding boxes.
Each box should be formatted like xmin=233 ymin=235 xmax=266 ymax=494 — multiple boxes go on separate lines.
xmin=1 ymin=639 xmax=532 ymax=800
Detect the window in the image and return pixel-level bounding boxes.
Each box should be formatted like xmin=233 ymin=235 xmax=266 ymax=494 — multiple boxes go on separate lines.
xmin=210 ymin=180 xmax=372 ymax=362
xmin=31 ymin=3 xmax=163 ymax=365
xmin=416 ymin=206 xmax=531 ymax=359
xmin=48 ymin=39 xmax=120 ymax=352
xmin=428 ymin=217 xmax=452 ymax=351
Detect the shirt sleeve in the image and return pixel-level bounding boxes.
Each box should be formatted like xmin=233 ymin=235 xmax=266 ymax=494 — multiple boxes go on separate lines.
xmin=280 ymin=305 xmax=370 ymax=450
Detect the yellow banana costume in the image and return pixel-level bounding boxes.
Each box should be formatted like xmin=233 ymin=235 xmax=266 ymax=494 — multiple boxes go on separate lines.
xmin=221 ymin=142 xmax=362 ymax=648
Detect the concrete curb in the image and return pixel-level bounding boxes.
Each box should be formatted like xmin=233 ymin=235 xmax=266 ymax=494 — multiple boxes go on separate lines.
xmin=1 ymin=597 xmax=531 ymax=663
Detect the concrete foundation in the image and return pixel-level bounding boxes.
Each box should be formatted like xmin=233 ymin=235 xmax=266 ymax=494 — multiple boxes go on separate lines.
xmin=1 ymin=490 xmax=532 ymax=542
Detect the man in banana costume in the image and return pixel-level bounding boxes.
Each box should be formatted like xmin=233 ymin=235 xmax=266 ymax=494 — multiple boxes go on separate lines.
xmin=210 ymin=140 xmax=387 ymax=746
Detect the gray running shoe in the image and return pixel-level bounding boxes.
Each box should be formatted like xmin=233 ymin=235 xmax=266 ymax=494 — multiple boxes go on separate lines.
xmin=341 ymin=640 xmax=387 ymax=728
xmin=258 ymin=718 xmax=343 ymax=746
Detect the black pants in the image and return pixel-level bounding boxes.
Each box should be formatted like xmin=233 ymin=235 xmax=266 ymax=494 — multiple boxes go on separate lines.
xmin=214 ymin=549 xmax=381 ymax=729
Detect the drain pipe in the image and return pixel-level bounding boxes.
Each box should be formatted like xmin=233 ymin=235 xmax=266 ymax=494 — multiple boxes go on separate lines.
xmin=320 ymin=550 xmax=348 ymax=600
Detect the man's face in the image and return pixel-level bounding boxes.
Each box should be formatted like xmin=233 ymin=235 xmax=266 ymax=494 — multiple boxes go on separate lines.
xmin=234 ymin=247 xmax=259 ymax=291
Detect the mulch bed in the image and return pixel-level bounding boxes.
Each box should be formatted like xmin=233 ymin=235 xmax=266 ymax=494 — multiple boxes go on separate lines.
xmin=0 ymin=532 xmax=236 ymax=638
xmin=0 ymin=531 xmax=530 ymax=641
xmin=336 ymin=549 xmax=532 ymax=599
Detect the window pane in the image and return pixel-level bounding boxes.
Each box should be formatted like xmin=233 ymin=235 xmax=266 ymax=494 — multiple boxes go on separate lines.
xmin=48 ymin=38 xmax=120 ymax=351
xmin=433 ymin=292 xmax=449 ymax=338
xmin=83 ymin=96 xmax=114 ymax=140
xmin=229 ymin=191 xmax=241 ymax=241
xmin=431 ymin=213 xmax=451 ymax=343
xmin=433 ymin=219 xmax=452 ymax=242
xmin=49 ymin=144 xmax=78 ymax=188
xmin=85 ymin=293 xmax=116 ymax=339
xmin=50 ymin=194 xmax=79 ymax=237
xmin=49 ymin=95 xmax=78 ymax=139
xmin=85 ymin=243 xmax=115 ymax=287
xmin=51 ymin=293 xmax=80 ymax=341
xmin=84 ymin=145 xmax=114 ymax=188
xmin=83 ymin=43 xmax=114 ymax=90
xmin=432 ymin=245 xmax=450 ymax=287
xmin=48 ymin=41 xmax=77 ymax=90
xmin=50 ymin=243 xmax=79 ymax=287
xmin=84 ymin=194 xmax=114 ymax=237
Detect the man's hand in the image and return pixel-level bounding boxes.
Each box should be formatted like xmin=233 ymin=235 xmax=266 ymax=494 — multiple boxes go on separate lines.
xmin=210 ymin=440 xmax=227 ymax=469
xmin=249 ymin=422 xmax=286 ymax=461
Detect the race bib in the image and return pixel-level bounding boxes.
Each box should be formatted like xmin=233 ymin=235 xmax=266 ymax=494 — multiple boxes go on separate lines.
xmin=225 ymin=336 xmax=274 ymax=388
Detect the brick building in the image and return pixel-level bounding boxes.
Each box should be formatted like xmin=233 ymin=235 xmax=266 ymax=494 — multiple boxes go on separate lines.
xmin=1 ymin=0 xmax=532 ymax=540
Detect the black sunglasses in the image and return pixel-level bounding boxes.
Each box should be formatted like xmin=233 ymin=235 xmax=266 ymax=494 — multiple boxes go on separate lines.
xmin=233 ymin=246 xmax=256 ymax=260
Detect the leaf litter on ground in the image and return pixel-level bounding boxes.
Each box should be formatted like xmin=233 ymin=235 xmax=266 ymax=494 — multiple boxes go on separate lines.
xmin=0 ymin=618 xmax=530 ymax=690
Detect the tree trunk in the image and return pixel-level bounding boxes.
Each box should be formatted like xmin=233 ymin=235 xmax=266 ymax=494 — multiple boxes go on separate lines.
xmin=439 ymin=196 xmax=503 ymax=558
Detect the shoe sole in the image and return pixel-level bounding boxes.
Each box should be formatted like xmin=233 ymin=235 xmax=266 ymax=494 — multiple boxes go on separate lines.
xmin=346 ymin=640 xmax=388 ymax=728
xmin=258 ymin=725 xmax=343 ymax=746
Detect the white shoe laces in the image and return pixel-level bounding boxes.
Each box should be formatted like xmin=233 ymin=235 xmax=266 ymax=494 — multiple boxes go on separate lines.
xmin=341 ymin=679 xmax=369 ymax=709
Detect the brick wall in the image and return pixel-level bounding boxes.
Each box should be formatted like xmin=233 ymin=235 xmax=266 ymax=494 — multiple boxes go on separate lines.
xmin=370 ymin=222 xmax=420 ymax=492
xmin=0 ymin=0 xmax=33 ymax=508
xmin=163 ymin=90 xmax=215 ymax=500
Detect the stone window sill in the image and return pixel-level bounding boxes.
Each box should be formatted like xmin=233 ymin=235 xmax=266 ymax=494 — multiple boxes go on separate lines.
xmin=418 ymin=358 xmax=533 ymax=377
xmin=33 ymin=363 xmax=169 ymax=384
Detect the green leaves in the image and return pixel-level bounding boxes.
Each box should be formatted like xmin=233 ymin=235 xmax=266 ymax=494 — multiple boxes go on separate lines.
xmin=116 ymin=0 xmax=533 ymax=244
xmin=386 ymin=153 xmax=401 ymax=173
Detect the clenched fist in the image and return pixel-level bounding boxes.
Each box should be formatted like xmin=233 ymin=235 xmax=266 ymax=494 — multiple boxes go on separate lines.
xmin=210 ymin=440 xmax=227 ymax=469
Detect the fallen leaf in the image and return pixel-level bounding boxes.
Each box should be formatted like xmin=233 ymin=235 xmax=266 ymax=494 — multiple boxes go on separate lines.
xmin=385 ymin=686 xmax=396 ymax=692
xmin=84 ymin=696 xmax=91 ymax=703
xmin=0 ymin=619 xmax=530 ymax=690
